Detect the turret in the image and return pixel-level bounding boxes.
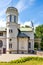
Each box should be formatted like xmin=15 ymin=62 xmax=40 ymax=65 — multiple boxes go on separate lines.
xmin=6 ymin=7 xmax=18 ymax=23
xmin=6 ymin=7 xmax=19 ymax=54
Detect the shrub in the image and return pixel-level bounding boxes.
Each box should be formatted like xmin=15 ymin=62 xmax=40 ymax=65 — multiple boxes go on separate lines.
xmin=10 ymin=57 xmax=43 ymax=63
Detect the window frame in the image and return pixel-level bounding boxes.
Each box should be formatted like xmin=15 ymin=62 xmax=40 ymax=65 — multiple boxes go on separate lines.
xmin=9 ymin=43 xmax=12 ymax=48
xmin=10 ymin=15 xmax=12 ymax=22
xmin=0 ymin=32 xmax=3 ymax=36
xmin=9 ymin=29 xmax=13 ymax=33
xmin=14 ymin=15 xmax=16 ymax=22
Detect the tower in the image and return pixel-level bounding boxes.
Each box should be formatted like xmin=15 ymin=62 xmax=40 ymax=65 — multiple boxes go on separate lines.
xmin=6 ymin=7 xmax=20 ymax=54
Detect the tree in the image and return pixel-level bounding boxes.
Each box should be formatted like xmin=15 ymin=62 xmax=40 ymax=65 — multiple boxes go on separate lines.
xmin=35 ymin=25 xmax=43 ymax=38
xmin=35 ymin=24 xmax=43 ymax=50
xmin=25 ymin=25 xmax=30 ymax=28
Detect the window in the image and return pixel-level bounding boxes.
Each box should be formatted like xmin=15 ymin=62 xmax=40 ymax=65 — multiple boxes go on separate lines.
xmin=0 ymin=40 xmax=3 ymax=47
xmin=0 ymin=33 xmax=3 ymax=36
xmin=11 ymin=29 xmax=13 ymax=33
xmin=10 ymin=15 xmax=12 ymax=22
xmin=9 ymin=39 xmax=12 ymax=41
xmin=28 ymin=42 xmax=31 ymax=48
xmin=9 ymin=44 xmax=12 ymax=48
xmin=14 ymin=16 xmax=16 ymax=22
xmin=9 ymin=29 xmax=13 ymax=33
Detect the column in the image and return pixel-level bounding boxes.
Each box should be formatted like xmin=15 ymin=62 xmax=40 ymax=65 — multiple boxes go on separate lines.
xmin=6 ymin=39 xmax=9 ymax=54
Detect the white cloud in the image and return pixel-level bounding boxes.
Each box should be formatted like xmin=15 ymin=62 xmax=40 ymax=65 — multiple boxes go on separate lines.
xmin=16 ymin=0 xmax=27 ymax=13
xmin=24 ymin=21 xmax=31 ymax=26
xmin=16 ymin=0 xmax=35 ymax=13
xmin=19 ymin=21 xmax=32 ymax=27
xmin=0 ymin=20 xmax=6 ymax=27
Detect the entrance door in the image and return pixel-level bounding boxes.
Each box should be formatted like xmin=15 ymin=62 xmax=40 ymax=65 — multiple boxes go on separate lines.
xmin=3 ymin=48 xmax=6 ymax=54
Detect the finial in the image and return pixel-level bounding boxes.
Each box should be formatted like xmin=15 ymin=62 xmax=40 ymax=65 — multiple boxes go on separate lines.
xmin=31 ymin=21 xmax=34 ymax=30
xmin=31 ymin=21 xmax=34 ymax=27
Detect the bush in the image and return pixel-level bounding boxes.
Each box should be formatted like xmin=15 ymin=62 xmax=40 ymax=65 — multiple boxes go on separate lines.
xmin=10 ymin=57 xmax=43 ymax=63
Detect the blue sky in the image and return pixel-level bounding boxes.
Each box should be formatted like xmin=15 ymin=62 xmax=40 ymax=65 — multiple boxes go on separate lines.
xmin=0 ymin=0 xmax=43 ymax=27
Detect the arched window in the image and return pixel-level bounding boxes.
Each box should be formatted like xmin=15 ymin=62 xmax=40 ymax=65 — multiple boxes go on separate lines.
xmin=14 ymin=15 xmax=16 ymax=22
xmin=0 ymin=40 xmax=3 ymax=48
xmin=10 ymin=15 xmax=12 ymax=22
xmin=9 ymin=29 xmax=13 ymax=33
xmin=7 ymin=15 xmax=12 ymax=22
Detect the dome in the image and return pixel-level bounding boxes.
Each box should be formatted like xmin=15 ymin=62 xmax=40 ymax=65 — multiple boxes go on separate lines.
xmin=6 ymin=7 xmax=18 ymax=14
xmin=6 ymin=7 xmax=18 ymax=23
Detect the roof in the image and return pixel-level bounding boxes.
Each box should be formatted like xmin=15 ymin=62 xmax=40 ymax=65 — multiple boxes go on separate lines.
xmin=6 ymin=7 xmax=18 ymax=13
xmin=7 ymin=7 xmax=17 ymax=10
xmin=20 ymin=27 xmax=33 ymax=32
xmin=0 ymin=27 xmax=6 ymax=32
xmin=17 ymin=32 xmax=30 ymax=38
xmin=0 ymin=27 xmax=33 ymax=32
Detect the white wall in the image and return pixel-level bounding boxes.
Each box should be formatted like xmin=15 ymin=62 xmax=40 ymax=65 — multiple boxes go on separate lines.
xmin=21 ymin=31 xmax=34 ymax=50
xmin=0 ymin=32 xmax=6 ymax=53
xmin=18 ymin=38 xmax=28 ymax=53
xmin=6 ymin=22 xmax=20 ymax=53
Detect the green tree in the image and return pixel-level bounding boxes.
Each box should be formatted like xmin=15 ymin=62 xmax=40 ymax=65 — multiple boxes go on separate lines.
xmin=25 ymin=25 xmax=30 ymax=28
xmin=35 ymin=24 xmax=43 ymax=50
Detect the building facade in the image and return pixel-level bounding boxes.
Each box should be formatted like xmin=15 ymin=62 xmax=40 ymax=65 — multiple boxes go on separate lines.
xmin=0 ymin=7 xmax=34 ymax=54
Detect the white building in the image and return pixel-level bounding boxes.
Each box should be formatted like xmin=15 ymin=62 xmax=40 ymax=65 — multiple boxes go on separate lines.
xmin=0 ymin=7 xmax=34 ymax=54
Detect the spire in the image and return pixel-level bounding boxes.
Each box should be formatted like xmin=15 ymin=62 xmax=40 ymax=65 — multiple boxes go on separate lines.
xmin=31 ymin=21 xmax=34 ymax=28
xmin=31 ymin=21 xmax=34 ymax=31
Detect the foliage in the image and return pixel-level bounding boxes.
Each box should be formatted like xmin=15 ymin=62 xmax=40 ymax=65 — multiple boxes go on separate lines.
xmin=0 ymin=57 xmax=43 ymax=65
xmin=10 ymin=57 xmax=43 ymax=63
xmin=25 ymin=25 xmax=30 ymax=28
xmin=21 ymin=25 xmax=31 ymax=28
xmin=35 ymin=25 xmax=43 ymax=38
xmin=35 ymin=24 xmax=43 ymax=50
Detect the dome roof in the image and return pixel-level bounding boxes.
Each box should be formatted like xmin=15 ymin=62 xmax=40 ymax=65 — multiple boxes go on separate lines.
xmin=6 ymin=7 xmax=18 ymax=13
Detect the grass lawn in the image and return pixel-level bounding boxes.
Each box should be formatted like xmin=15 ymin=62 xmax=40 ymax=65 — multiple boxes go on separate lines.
xmin=0 ymin=61 xmax=43 ymax=65
xmin=0 ymin=57 xmax=43 ymax=65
